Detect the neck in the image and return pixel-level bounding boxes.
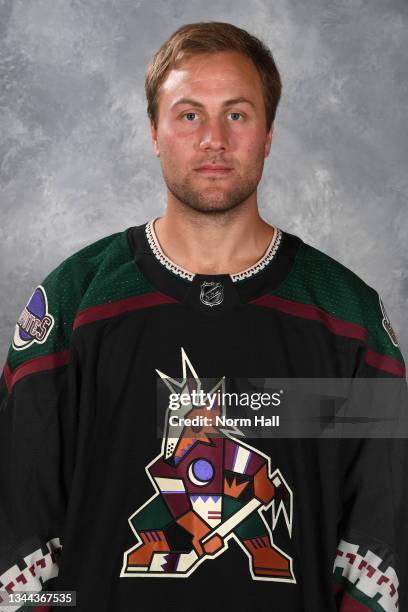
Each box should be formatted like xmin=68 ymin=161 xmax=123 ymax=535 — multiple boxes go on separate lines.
xmin=152 ymin=203 xmax=275 ymax=277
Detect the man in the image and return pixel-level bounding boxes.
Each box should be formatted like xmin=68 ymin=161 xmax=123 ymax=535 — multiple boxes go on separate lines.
xmin=0 ymin=21 xmax=406 ymax=612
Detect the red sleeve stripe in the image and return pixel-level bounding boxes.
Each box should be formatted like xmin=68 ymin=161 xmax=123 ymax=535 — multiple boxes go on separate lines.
xmin=366 ymin=348 xmax=405 ymax=378
xmin=3 ymin=293 xmax=179 ymax=393
xmin=332 ymin=584 xmax=372 ymax=611
xmin=250 ymin=294 xmax=368 ymax=341
xmin=250 ymin=294 xmax=405 ymax=377
xmin=73 ymin=291 xmax=179 ymax=330
xmin=3 ymin=350 xmax=69 ymax=394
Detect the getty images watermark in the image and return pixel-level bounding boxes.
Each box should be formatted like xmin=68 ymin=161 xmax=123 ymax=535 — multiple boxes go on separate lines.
xmin=167 ymin=388 xmax=282 ymax=429
xmin=155 ymin=377 xmax=408 ymax=439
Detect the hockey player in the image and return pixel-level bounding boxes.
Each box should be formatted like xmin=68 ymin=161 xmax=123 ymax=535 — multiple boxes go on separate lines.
xmin=1 ymin=20 xmax=407 ymax=612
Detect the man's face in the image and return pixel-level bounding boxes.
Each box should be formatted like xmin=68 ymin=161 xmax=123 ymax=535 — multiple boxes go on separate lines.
xmin=150 ymin=50 xmax=273 ymax=214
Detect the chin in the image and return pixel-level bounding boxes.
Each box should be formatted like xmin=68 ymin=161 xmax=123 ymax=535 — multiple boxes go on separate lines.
xmin=187 ymin=200 xmax=245 ymax=214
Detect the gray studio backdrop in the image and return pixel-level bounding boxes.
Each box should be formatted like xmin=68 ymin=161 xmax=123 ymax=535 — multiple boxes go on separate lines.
xmin=0 ymin=0 xmax=407 ymax=365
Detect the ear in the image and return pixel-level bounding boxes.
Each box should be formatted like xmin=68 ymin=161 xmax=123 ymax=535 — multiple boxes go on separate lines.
xmin=264 ymin=120 xmax=274 ymax=158
xmin=150 ymin=118 xmax=160 ymax=157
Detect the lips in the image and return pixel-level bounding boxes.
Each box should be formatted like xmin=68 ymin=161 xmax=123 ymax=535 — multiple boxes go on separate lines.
xmin=195 ymin=165 xmax=233 ymax=174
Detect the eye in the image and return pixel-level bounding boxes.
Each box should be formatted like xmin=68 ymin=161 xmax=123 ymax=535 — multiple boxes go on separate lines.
xmin=229 ymin=112 xmax=243 ymax=121
xmin=182 ymin=112 xmax=198 ymax=121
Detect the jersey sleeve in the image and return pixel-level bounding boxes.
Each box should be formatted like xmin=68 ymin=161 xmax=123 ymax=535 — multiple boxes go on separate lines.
xmin=332 ymin=290 xmax=408 ymax=611
xmin=0 ymin=274 xmax=80 ymax=611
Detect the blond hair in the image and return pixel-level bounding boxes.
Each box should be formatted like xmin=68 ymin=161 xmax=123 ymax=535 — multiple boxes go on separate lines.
xmin=145 ymin=21 xmax=282 ymax=131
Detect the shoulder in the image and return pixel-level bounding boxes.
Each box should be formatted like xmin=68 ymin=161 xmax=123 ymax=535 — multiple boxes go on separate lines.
xmin=6 ymin=228 xmax=139 ymax=374
xmin=276 ymin=234 xmax=405 ymax=375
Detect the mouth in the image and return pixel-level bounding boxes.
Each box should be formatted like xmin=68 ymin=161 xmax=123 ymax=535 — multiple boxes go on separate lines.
xmin=194 ymin=166 xmax=233 ymax=176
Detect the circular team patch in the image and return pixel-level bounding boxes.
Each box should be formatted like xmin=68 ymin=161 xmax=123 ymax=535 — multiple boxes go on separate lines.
xmin=12 ymin=285 xmax=55 ymax=351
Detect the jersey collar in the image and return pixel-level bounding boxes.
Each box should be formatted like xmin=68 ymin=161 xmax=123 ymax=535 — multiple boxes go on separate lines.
xmin=145 ymin=217 xmax=283 ymax=283
xmin=127 ymin=219 xmax=301 ymax=316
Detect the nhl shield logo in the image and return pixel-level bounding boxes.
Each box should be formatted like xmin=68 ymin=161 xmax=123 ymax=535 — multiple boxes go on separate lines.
xmin=200 ymin=281 xmax=224 ymax=307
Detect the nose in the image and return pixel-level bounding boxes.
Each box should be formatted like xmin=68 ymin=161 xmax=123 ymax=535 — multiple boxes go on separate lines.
xmin=198 ymin=117 xmax=228 ymax=152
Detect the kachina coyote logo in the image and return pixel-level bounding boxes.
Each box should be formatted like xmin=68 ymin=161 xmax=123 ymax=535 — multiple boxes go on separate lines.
xmin=120 ymin=348 xmax=295 ymax=582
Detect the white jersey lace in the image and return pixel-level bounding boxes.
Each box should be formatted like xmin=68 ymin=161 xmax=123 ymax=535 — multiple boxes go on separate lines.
xmin=145 ymin=217 xmax=283 ymax=283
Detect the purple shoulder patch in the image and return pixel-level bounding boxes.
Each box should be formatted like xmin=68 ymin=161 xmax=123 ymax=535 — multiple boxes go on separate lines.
xmin=12 ymin=285 xmax=55 ymax=351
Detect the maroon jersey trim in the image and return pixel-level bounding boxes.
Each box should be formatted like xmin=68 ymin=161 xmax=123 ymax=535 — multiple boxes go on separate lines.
xmin=73 ymin=291 xmax=180 ymax=330
xmin=250 ymin=294 xmax=405 ymax=377
xmin=3 ymin=350 xmax=70 ymax=393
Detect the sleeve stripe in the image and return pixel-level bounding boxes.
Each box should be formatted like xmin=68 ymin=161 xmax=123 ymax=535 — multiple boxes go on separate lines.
xmin=332 ymin=585 xmax=374 ymax=611
xmin=249 ymin=295 xmax=405 ymax=377
xmin=3 ymin=351 xmax=70 ymax=394
xmin=73 ymin=291 xmax=179 ymax=330
xmin=366 ymin=348 xmax=406 ymax=378
xmin=0 ymin=538 xmax=62 ymax=610
xmin=333 ymin=539 xmax=399 ymax=610
xmin=249 ymin=294 xmax=368 ymax=341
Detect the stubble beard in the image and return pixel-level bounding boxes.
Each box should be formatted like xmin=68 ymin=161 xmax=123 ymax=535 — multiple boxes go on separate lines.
xmin=161 ymin=165 xmax=264 ymax=215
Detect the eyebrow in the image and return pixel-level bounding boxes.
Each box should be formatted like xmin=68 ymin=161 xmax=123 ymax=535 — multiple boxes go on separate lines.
xmin=170 ymin=96 xmax=256 ymax=110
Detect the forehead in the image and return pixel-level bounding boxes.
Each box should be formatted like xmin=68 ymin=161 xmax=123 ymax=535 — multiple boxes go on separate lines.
xmin=160 ymin=51 xmax=264 ymax=102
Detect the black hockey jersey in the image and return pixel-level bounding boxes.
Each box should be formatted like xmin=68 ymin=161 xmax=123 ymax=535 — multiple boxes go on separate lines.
xmin=0 ymin=218 xmax=407 ymax=612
